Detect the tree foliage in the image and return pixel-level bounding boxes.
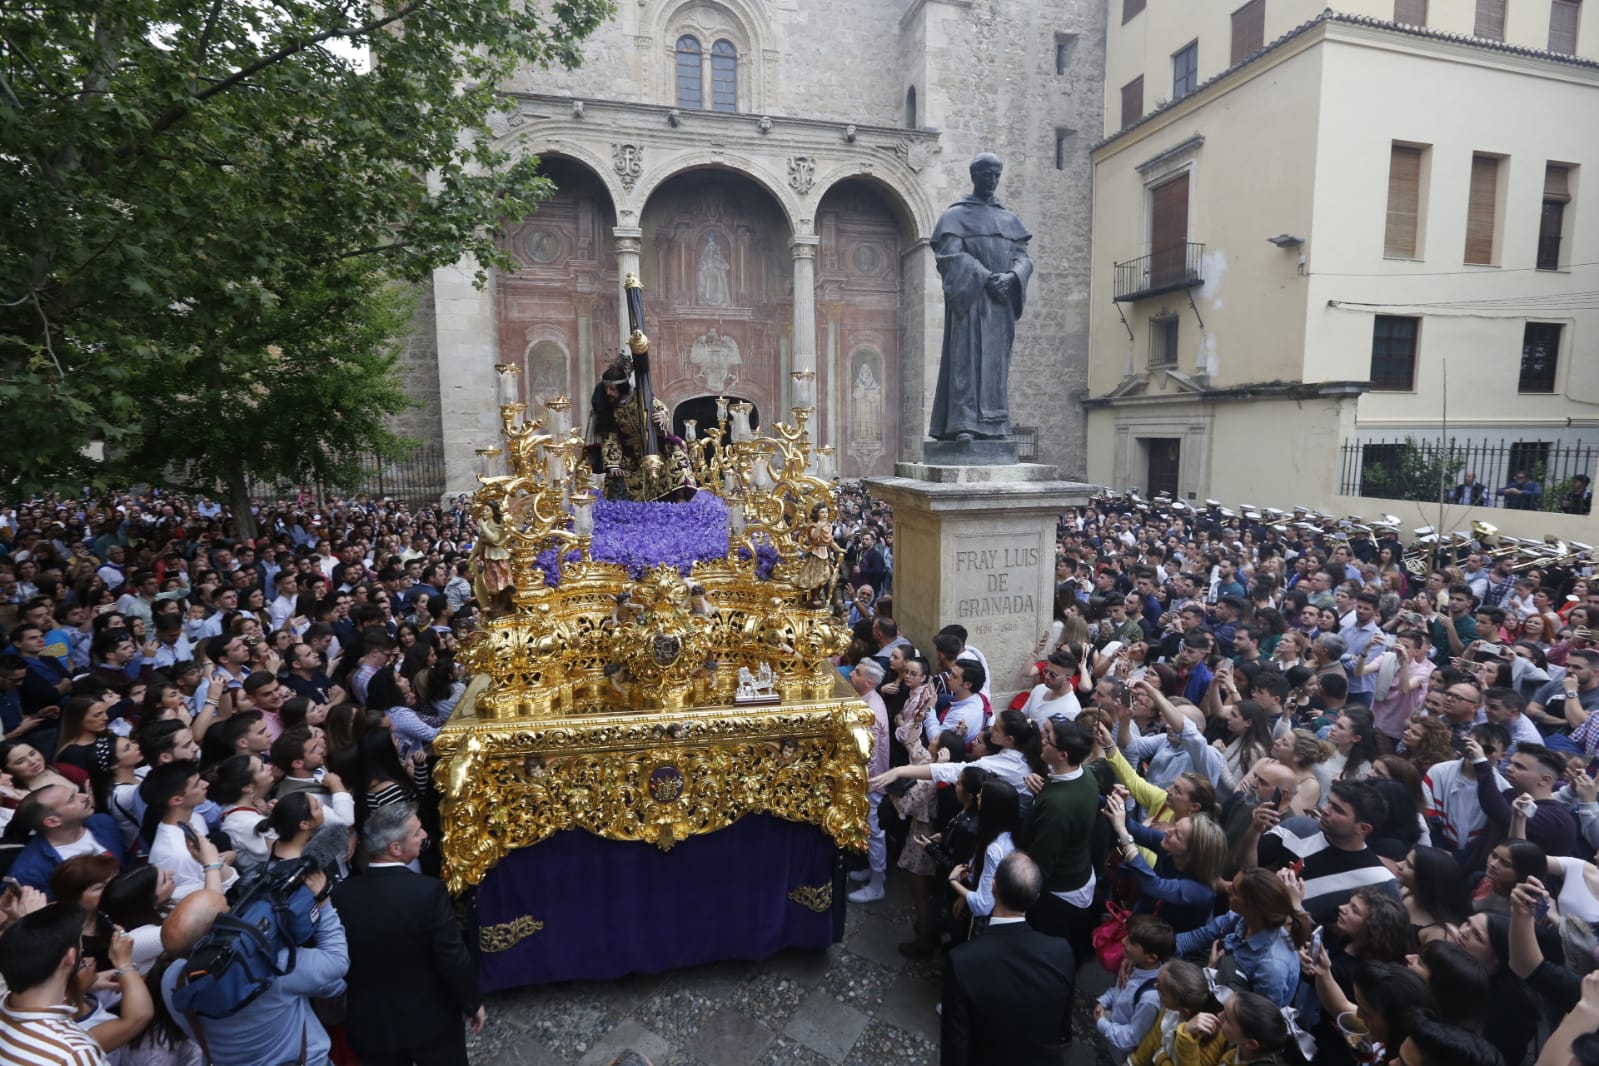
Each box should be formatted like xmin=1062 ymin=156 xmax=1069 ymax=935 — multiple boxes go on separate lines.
xmin=0 ymin=0 xmax=612 ymax=503
xmin=1360 ymin=438 xmax=1466 ymax=504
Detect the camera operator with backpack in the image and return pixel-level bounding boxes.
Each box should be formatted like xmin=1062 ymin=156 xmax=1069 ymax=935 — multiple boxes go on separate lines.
xmin=157 ymin=855 xmax=348 ymax=1066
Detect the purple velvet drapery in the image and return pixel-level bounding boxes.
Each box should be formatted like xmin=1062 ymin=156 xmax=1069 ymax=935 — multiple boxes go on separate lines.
xmin=473 ymin=814 xmax=844 ymax=991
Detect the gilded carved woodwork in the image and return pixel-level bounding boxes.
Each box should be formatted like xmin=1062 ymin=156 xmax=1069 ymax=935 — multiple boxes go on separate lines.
xmin=438 ymin=321 xmax=870 ymax=893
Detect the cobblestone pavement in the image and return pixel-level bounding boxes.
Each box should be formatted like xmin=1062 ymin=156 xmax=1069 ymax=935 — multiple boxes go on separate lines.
xmin=467 ymin=873 xmax=1117 ymax=1066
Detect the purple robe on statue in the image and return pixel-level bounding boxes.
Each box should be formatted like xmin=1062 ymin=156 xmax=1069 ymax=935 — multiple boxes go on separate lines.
xmin=928 ymin=195 xmax=1033 ymax=441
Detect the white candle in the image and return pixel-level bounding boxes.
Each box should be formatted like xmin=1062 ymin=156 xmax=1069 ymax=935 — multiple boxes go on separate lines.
xmin=495 ymin=364 xmax=521 ymax=407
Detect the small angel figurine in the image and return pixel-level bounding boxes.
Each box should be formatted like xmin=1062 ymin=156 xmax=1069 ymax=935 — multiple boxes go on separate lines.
xmin=794 ymin=502 xmax=840 ymax=605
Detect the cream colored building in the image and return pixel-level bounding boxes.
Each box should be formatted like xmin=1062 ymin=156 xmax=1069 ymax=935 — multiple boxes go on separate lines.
xmin=1085 ymin=1 xmax=1599 ymax=517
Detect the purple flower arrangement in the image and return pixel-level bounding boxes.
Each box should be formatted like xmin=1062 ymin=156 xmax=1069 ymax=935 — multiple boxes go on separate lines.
xmin=532 ymin=494 xmax=781 ymax=586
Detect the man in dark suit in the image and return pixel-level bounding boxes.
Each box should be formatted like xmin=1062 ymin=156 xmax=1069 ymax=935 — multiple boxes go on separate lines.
xmin=940 ymin=851 xmax=1075 ymax=1066
xmin=330 ymin=802 xmax=484 ymax=1065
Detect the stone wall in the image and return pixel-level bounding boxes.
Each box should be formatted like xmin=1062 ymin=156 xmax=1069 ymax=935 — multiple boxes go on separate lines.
xmin=389 ymin=278 xmax=445 ymax=444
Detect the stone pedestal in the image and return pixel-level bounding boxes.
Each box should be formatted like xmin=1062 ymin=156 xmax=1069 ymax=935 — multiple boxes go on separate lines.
xmin=867 ymin=468 xmax=1098 ymax=708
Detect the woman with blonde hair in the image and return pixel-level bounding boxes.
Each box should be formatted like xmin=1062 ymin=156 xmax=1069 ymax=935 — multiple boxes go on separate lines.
xmin=1105 ymin=790 xmax=1230 ymax=934
xmin=1268 ymin=728 xmax=1333 ymax=815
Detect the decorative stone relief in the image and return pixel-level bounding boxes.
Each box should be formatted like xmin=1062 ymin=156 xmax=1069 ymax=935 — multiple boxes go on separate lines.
xmin=787 ymin=156 xmax=816 ymax=195
xmin=688 ymin=328 xmax=742 ymax=393
xmin=487 ymin=108 xmax=528 ymax=138
xmin=612 ymin=143 xmax=644 ymax=190
xmin=895 ymin=138 xmax=933 ymax=173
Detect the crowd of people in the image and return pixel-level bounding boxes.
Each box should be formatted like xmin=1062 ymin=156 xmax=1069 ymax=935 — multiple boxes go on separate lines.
xmin=0 ymin=490 xmax=488 ymax=1065
xmin=837 ymin=492 xmax=1599 ymax=1066
xmin=4 ymin=481 xmax=1599 ymax=1065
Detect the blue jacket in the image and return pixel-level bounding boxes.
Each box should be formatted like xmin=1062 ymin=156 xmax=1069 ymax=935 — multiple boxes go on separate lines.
xmin=163 ymin=899 xmax=348 ymax=1066
xmin=10 ymin=814 xmax=127 ymax=895
xmin=1122 ymin=821 xmax=1219 ymax=933
xmin=1176 ymin=911 xmax=1301 ymax=1007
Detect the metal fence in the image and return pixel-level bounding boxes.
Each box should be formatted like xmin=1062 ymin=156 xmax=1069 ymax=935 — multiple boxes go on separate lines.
xmin=1338 ymin=436 xmax=1598 ymax=507
xmin=1014 ymin=426 xmax=1038 ymax=462
xmin=240 ymin=443 xmax=447 ymax=507
xmin=1113 ymin=242 xmax=1206 ymax=301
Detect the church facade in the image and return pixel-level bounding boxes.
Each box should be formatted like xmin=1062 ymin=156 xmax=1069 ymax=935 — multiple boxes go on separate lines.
xmin=396 ymin=0 xmax=1104 ymax=493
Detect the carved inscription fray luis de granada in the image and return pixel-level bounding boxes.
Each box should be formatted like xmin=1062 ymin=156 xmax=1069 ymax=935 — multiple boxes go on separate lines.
xmin=953 ymin=538 xmax=1040 ymax=621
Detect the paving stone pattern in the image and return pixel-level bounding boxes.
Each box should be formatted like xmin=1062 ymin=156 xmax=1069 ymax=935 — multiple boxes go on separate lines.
xmin=468 ymin=874 xmax=1117 ymax=1066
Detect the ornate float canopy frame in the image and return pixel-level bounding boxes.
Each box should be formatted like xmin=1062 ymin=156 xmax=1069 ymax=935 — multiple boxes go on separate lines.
xmin=438 ymin=276 xmax=868 ymax=892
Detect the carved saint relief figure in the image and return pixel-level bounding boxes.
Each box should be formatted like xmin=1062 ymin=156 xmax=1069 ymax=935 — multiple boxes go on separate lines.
xmin=688 ymin=328 xmax=742 ymax=394
xmin=849 ymin=354 xmax=886 ymax=469
xmin=697 ymin=231 xmax=731 ymax=307
xmin=851 ymin=360 xmax=883 ymax=444
xmin=526 ymin=340 xmax=568 ymax=403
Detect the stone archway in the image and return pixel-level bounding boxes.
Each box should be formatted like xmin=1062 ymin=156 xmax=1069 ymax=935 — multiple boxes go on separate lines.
xmin=496 ymin=157 xmax=619 ymax=411
xmin=815 ymin=179 xmax=908 ymax=479
xmin=641 ymin=168 xmax=791 ymax=425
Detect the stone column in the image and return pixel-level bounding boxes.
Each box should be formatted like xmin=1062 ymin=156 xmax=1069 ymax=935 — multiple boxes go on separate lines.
xmin=790 ymin=236 xmax=819 ymax=419
xmin=574 ymin=294 xmax=596 ymax=410
xmin=825 ymin=313 xmax=840 ymax=453
xmin=613 ymin=227 xmax=643 ymax=348
xmin=432 ymin=258 xmax=501 ymax=497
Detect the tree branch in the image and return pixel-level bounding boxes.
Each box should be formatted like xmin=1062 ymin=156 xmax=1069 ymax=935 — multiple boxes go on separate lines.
xmin=190 ymin=0 xmax=227 ymax=86
xmin=334 ymin=241 xmax=407 ymax=262
xmin=30 ymin=291 xmax=65 ymax=380
xmin=134 ymin=0 xmax=431 ymax=150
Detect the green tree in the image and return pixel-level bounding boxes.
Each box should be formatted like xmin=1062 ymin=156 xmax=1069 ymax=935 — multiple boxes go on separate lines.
xmin=124 ymin=264 xmax=417 ymax=522
xmin=0 ymin=0 xmax=611 ymax=518
xmin=1361 ymin=438 xmax=1465 ymax=503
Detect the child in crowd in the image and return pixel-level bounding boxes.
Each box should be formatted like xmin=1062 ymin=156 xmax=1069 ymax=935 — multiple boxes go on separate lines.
xmin=1096 ymin=913 xmax=1176 ymax=1059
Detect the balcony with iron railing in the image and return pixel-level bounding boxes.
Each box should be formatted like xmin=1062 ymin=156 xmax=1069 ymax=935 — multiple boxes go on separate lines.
xmin=1114 ymin=241 xmax=1206 ymax=302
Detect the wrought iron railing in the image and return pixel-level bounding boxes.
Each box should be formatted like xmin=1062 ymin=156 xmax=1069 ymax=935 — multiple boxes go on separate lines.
xmin=1113 ymin=242 xmax=1206 ymax=301
xmin=1339 ymin=436 xmax=1597 ymax=511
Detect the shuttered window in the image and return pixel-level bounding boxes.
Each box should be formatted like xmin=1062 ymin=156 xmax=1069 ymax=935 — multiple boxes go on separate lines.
xmin=1124 ymin=0 xmax=1146 ymax=23
xmin=1150 ymin=174 xmax=1190 ymax=288
xmin=1464 ymin=155 xmax=1499 ymax=265
xmin=1232 ymin=0 xmax=1266 ymax=65
xmin=1475 ymin=0 xmax=1506 ymax=39
xmin=1546 ymin=164 xmax=1572 ymax=203
xmin=1121 ymin=76 xmax=1144 ymax=130
xmin=1550 ymin=0 xmax=1581 ymax=54
xmin=1385 ymin=145 xmax=1422 ymax=258
xmin=1394 ymin=0 xmax=1428 ymax=26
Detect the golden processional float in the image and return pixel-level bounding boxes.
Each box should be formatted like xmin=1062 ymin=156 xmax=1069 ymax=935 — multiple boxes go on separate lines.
xmin=433 ymin=275 xmax=872 ymax=902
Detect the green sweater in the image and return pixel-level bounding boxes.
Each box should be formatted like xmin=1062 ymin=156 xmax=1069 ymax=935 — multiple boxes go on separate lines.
xmin=1019 ymin=769 xmax=1100 ymax=895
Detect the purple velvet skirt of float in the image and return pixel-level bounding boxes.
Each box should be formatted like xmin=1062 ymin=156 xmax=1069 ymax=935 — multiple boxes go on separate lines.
xmin=472 ymin=814 xmax=844 ymax=990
